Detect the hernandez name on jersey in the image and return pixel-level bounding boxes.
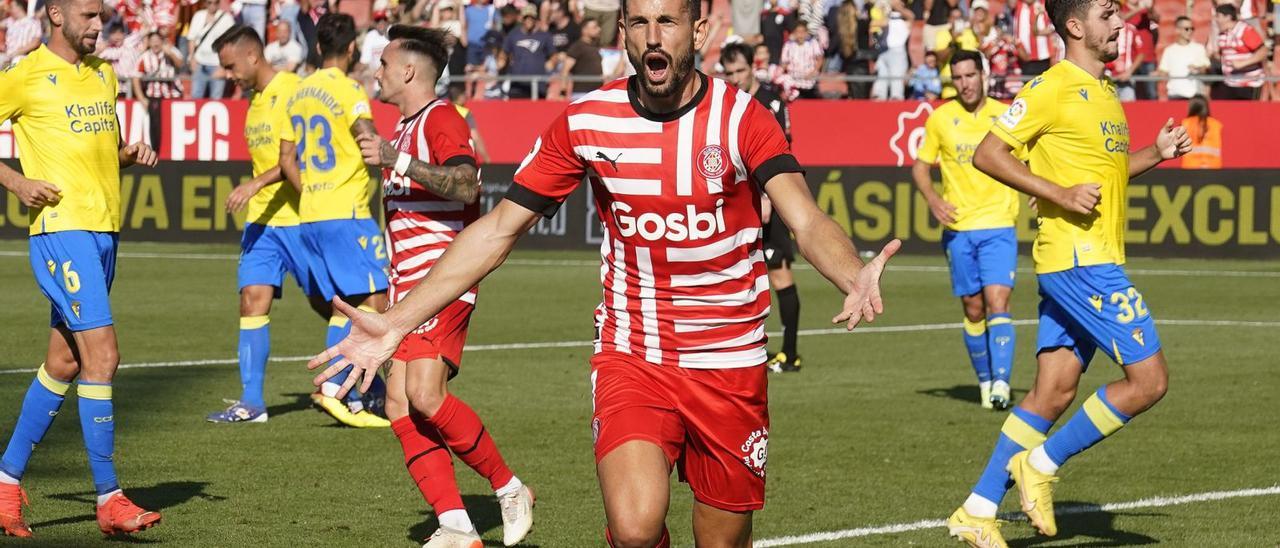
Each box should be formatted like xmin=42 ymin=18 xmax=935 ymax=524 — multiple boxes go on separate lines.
xmin=509 ymin=74 xmax=802 ymax=370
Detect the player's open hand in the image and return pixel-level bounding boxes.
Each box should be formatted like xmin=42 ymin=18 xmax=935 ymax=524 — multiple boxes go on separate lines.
xmin=120 ymin=141 xmax=158 ymax=167
xmin=12 ymin=177 xmax=61 ymax=208
xmin=307 ymin=298 xmax=402 ymax=399
xmin=1156 ymin=117 xmax=1192 ymax=160
xmin=225 ymin=181 xmax=261 ymax=214
xmin=357 ymin=133 xmax=396 ymax=168
xmin=927 ymin=197 xmax=957 ymax=225
xmin=1056 ymin=183 xmax=1101 ymax=215
xmin=833 ymin=239 xmax=902 ymax=331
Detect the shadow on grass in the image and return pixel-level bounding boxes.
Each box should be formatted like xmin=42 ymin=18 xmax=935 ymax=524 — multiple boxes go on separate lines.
xmin=917 ymin=384 xmax=1028 ymax=406
xmin=1007 ymin=501 xmax=1161 ymax=547
xmin=33 ymin=481 xmax=223 ymax=536
xmin=268 ymin=392 xmax=320 ymax=419
xmin=408 ymin=494 xmax=540 ymax=547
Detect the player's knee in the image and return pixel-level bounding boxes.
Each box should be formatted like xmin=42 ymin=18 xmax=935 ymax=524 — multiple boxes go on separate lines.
xmin=406 ymin=380 xmax=447 ymax=417
xmin=962 ymin=299 xmax=985 ymax=323
xmin=607 ymin=521 xmax=666 ymax=548
xmin=384 ymin=392 xmax=410 ymax=421
xmin=1139 ymin=373 xmax=1168 ymax=406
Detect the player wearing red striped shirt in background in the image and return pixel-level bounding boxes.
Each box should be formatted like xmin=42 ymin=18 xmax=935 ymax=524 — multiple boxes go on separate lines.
xmin=311 ymin=0 xmax=901 ymax=545
xmin=354 ymin=25 xmax=533 ymax=548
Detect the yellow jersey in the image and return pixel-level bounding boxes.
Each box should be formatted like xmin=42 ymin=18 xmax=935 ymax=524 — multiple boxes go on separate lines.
xmin=281 ymin=67 xmax=375 ymax=222
xmin=991 ymin=60 xmax=1130 ymax=274
xmin=245 ymin=71 xmax=302 ymax=226
xmin=918 ymin=98 xmax=1018 ymax=232
xmin=0 ymin=46 xmax=121 ymax=235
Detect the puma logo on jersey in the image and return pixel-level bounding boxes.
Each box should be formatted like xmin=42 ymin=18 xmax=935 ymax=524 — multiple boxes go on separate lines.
xmin=612 ymin=200 xmax=726 ymax=242
xmin=595 ymin=151 xmax=621 ymax=170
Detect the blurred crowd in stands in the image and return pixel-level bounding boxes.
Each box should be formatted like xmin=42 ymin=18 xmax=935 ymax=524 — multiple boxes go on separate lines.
xmin=0 ymin=0 xmax=1276 ymax=103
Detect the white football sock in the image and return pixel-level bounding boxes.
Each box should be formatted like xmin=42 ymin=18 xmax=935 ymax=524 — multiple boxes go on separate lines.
xmin=495 ymin=476 xmax=523 ymax=498
xmin=979 ymin=381 xmax=992 ymax=392
xmin=320 ymin=382 xmax=341 ymax=399
xmin=963 ymin=493 xmax=999 ymax=519
xmin=1028 ymin=445 xmax=1060 ymax=475
xmin=97 ymin=488 xmax=121 ymax=506
xmin=438 ymin=509 xmax=475 ymax=533
xmin=0 ymin=471 xmax=19 ymax=485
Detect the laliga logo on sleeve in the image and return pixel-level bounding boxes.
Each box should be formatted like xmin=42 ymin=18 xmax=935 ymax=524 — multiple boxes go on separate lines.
xmin=1000 ymin=99 xmax=1028 ymax=130
xmin=697 ymin=145 xmax=728 ymax=179
xmin=889 ymin=102 xmax=934 ymax=167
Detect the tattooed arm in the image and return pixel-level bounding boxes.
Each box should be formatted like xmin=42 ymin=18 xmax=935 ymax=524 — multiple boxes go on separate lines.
xmin=356 ymin=132 xmax=480 ymax=204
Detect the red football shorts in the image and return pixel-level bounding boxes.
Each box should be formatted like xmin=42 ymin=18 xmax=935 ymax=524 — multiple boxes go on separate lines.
xmin=392 ymin=299 xmax=474 ymax=373
xmin=589 ymin=351 xmax=770 ymax=512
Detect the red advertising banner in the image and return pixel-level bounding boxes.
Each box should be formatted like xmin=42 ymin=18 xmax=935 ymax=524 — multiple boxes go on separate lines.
xmin=0 ymin=99 xmax=1274 ymax=167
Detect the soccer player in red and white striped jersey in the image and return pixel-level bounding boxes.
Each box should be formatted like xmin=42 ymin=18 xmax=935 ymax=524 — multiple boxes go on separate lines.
xmin=1014 ymin=0 xmax=1054 ymax=75
xmin=354 ymin=26 xmax=533 ymax=548
xmin=313 ymin=2 xmax=901 ymax=545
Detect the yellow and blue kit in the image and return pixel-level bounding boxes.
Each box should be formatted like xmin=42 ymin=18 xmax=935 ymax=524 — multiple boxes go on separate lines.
xmin=918 ymin=98 xmax=1019 ymax=298
xmin=0 ymin=46 xmax=122 ymax=331
xmin=238 ymin=71 xmax=314 ymax=297
xmin=991 ymin=60 xmax=1160 ymax=367
xmin=282 ymin=67 xmax=387 ymax=299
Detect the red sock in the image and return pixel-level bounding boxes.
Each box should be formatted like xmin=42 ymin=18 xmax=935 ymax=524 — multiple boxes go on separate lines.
xmin=428 ymin=394 xmax=515 ymax=491
xmin=605 ymin=525 xmax=670 ymax=547
xmin=392 ymin=416 xmax=464 ymax=513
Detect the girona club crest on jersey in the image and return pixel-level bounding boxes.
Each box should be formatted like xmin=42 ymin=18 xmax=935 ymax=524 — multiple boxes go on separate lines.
xmin=697 ymin=144 xmax=728 ymax=179
xmin=740 ymin=427 xmax=769 ymax=479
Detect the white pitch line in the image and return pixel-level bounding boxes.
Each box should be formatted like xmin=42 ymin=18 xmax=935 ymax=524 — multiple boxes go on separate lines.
xmin=754 ymin=485 xmax=1280 ymax=547
xmin=1 ymin=250 xmax=1277 ymax=277
xmin=0 ymin=318 xmax=1274 ymax=375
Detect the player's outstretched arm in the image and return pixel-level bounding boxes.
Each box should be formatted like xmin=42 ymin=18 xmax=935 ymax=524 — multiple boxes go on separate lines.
xmin=278 ymin=140 xmax=302 ymax=192
xmin=765 ymin=172 xmax=902 ymax=330
xmin=357 ymin=133 xmax=479 ymax=204
xmin=973 ymin=132 xmax=1100 ymax=215
xmin=1129 ymin=117 xmax=1191 ymax=179
xmin=308 ymin=199 xmax=543 ymax=397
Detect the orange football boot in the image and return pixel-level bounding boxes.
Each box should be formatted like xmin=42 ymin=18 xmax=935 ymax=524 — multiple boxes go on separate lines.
xmin=0 ymin=483 xmax=32 ymax=538
xmin=96 ymin=492 xmax=161 ymax=535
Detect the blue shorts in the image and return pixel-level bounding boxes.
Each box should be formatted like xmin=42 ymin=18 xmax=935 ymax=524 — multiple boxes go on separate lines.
xmin=1036 ymin=264 xmax=1162 ymax=369
xmin=942 ymin=227 xmax=1017 ymax=297
xmin=300 ymin=218 xmax=389 ymax=300
xmin=239 ymin=223 xmax=314 ymax=298
xmin=465 ymin=43 xmax=486 ymax=66
xmin=28 ymin=231 xmax=118 ymax=332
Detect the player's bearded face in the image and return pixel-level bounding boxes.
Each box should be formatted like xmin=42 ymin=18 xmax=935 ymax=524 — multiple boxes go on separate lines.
xmin=623 ymin=1 xmax=704 ymax=98
xmin=59 ymin=0 xmax=104 ymax=55
xmin=1086 ymin=0 xmax=1123 ymax=63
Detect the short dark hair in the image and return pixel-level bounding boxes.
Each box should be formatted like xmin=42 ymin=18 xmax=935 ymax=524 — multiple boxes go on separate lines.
xmin=621 ymin=0 xmax=701 ymax=21
xmin=719 ymin=42 xmax=754 ymax=66
xmin=212 ymin=24 xmax=264 ymax=54
xmin=387 ymin=24 xmax=451 ymax=84
xmin=1215 ymin=3 xmax=1237 ymax=19
xmin=499 ymin=4 xmax=518 ymax=16
xmin=1046 ymin=0 xmax=1094 ymax=40
xmin=1175 ymin=15 xmax=1191 ymax=26
xmin=316 ymin=13 xmax=358 ymax=59
xmin=949 ymin=49 xmax=984 ymax=72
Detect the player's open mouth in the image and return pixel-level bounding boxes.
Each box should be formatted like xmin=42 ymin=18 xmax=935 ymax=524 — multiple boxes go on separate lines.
xmin=644 ymin=52 xmax=670 ymax=83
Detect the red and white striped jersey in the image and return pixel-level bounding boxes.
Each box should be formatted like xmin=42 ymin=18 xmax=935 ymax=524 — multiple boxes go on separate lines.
xmin=1014 ymin=0 xmax=1052 ymax=62
xmin=508 ymin=74 xmax=802 ymax=369
xmin=382 ymin=99 xmax=481 ymax=323
xmin=1106 ymin=23 xmax=1143 ymax=77
xmin=1218 ymin=21 xmax=1265 ymax=88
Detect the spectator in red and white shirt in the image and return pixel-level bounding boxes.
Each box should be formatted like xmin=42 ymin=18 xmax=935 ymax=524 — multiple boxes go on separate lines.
xmin=1106 ymin=22 xmax=1144 ymax=102
xmin=2 ymin=0 xmax=41 ymax=66
xmin=780 ymin=22 xmax=825 ymax=99
xmin=311 ymin=1 xmax=901 ymax=546
xmin=133 ymin=31 xmax=185 ymax=149
xmin=96 ymin=25 xmax=144 ymax=84
xmin=1212 ymin=3 xmax=1266 ymax=100
xmin=1013 ymin=0 xmax=1053 ymax=76
xmin=1120 ymin=0 xmax=1157 ymax=99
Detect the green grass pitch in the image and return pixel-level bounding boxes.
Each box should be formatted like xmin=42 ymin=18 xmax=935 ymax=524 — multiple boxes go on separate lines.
xmin=0 ymin=241 xmax=1276 ymax=546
